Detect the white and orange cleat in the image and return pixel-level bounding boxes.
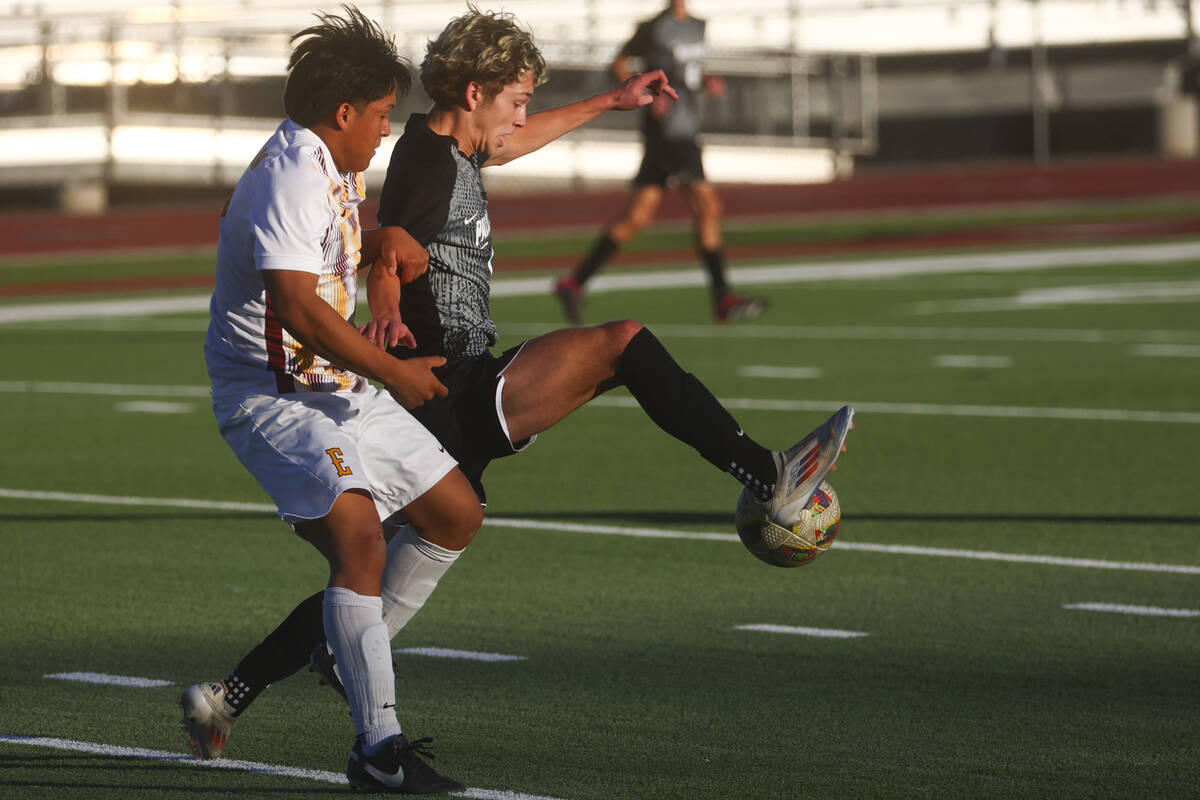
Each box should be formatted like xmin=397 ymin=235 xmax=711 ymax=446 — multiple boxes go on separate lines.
xmin=180 ymin=681 xmax=236 ymax=760
xmin=767 ymin=405 xmax=855 ymax=527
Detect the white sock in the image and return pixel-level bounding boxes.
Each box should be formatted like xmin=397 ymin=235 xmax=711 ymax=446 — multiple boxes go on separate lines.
xmin=381 ymin=524 xmax=462 ymax=638
xmin=322 ymin=587 xmax=402 ymax=752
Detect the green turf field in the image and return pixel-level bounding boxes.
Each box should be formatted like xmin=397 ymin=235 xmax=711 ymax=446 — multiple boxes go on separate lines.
xmin=1 ymin=234 xmax=1197 ymax=799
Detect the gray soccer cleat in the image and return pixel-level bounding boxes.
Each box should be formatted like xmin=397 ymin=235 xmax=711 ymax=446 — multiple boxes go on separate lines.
xmin=180 ymin=681 xmax=236 ymax=760
xmin=766 ymin=405 xmax=855 ymax=527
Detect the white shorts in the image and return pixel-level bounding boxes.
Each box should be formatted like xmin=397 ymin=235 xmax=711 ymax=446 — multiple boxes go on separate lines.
xmin=213 ymin=387 xmax=457 ymax=525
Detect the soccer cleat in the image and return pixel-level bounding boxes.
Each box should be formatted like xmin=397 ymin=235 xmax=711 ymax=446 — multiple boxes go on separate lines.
xmin=553 ymin=276 xmax=584 ymax=326
xmin=180 ymin=681 xmax=236 ymax=760
xmin=715 ymin=293 xmax=767 ymax=323
xmin=309 ymin=642 xmax=347 ymax=700
xmin=346 ymin=733 xmax=466 ymax=794
xmin=766 ymin=405 xmax=855 ymax=527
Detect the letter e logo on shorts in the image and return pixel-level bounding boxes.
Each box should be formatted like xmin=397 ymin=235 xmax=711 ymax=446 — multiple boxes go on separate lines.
xmin=325 ymin=447 xmax=353 ymax=476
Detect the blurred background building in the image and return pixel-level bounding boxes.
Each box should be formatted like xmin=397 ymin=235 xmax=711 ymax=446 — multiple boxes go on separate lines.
xmin=1 ymin=0 xmax=1198 ymax=214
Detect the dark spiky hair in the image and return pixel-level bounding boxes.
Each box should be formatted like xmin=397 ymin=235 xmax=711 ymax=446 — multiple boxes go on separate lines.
xmin=284 ymin=4 xmax=412 ymax=126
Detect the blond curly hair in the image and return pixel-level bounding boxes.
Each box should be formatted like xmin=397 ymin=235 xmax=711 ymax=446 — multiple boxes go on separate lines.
xmin=420 ymin=5 xmax=547 ymax=107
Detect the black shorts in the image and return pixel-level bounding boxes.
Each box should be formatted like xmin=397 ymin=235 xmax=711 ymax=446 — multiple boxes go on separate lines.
xmin=634 ymin=129 xmax=705 ymax=187
xmin=407 ymin=343 xmax=530 ymax=503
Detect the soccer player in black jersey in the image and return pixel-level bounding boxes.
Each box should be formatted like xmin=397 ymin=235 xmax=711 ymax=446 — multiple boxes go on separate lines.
xmin=555 ymin=0 xmax=766 ymax=324
xmin=181 ymin=7 xmax=853 ymax=775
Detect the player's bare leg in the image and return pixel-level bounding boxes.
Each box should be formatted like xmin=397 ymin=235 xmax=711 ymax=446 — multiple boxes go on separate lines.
xmin=499 ymin=320 xmax=644 ymax=442
xmin=499 ymin=321 xmax=783 ymax=505
xmin=607 ymin=183 xmax=664 ymax=244
xmin=556 ymin=185 xmax=665 ymax=324
xmin=679 ymin=179 xmax=765 ymax=322
xmin=399 ymin=467 xmax=483 ymax=551
xmin=678 ymin=179 xmax=722 ymax=252
xmin=294 ymin=489 xmax=387 ymax=593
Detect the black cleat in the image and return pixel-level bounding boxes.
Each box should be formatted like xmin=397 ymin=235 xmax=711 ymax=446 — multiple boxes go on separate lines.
xmin=715 ymin=293 xmax=767 ymax=323
xmin=309 ymin=642 xmax=347 ymax=700
xmin=553 ymin=276 xmax=584 ymax=326
xmin=346 ymin=734 xmax=465 ymax=794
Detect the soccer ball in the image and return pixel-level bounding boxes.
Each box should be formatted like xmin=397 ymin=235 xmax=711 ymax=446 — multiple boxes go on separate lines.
xmin=734 ymin=480 xmax=842 ymax=567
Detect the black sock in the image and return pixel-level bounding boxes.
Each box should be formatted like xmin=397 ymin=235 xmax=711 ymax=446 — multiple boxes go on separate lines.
xmin=699 ymin=248 xmax=729 ymax=298
xmin=224 ymin=590 xmax=326 ymax=716
xmin=616 ymin=327 xmax=776 ymax=499
xmin=573 ymin=234 xmax=619 ymax=286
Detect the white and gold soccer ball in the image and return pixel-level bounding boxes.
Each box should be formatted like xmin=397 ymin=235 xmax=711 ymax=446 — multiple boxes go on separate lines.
xmin=735 ymin=480 xmax=842 ymax=567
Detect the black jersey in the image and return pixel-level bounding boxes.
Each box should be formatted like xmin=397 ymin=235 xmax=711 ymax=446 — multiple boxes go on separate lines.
xmin=621 ymin=10 xmax=707 ymax=142
xmin=377 ymin=114 xmax=498 ymax=362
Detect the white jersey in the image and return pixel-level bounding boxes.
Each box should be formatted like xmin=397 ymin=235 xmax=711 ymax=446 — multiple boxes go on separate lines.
xmin=205 ymin=119 xmax=367 ymax=398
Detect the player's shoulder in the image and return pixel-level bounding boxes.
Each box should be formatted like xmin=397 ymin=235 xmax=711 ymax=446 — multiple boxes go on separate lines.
xmin=256 ymin=120 xmax=338 ymax=188
xmin=386 ymin=115 xmax=459 ymax=181
xmin=230 ymin=120 xmax=339 ymax=228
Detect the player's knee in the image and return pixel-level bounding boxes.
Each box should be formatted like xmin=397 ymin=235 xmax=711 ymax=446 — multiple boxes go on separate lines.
xmin=330 ymin=522 xmax=388 ymax=586
xmin=602 ymin=319 xmax=644 ymax=353
xmin=438 ymin=499 xmax=484 ymax=551
xmin=460 ymin=502 xmax=484 ymax=542
xmin=627 ymin=207 xmax=655 ymax=230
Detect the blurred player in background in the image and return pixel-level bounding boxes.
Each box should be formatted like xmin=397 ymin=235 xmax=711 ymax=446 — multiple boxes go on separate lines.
xmin=181 ymin=4 xmax=853 ymax=767
xmin=182 ymin=6 xmax=478 ymax=793
xmin=554 ymin=0 xmax=766 ymax=325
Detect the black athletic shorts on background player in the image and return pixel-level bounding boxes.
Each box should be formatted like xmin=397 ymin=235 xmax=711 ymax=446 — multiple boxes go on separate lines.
xmin=634 ymin=126 xmax=706 ymax=187
xmin=405 ymin=343 xmax=531 ymax=504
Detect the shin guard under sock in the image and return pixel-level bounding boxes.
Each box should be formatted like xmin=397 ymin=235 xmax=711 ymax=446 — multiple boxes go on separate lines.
xmin=381 ymin=525 xmax=461 ymax=638
xmin=615 ymin=327 xmax=776 ymax=499
xmin=323 ymin=587 xmax=402 ymax=749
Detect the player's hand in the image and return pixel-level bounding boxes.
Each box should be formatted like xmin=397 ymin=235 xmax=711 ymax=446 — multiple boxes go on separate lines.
xmin=385 ymin=355 xmax=449 ymax=409
xmin=358 ymin=311 xmax=416 ymax=350
xmin=376 ymin=226 xmax=429 ymax=284
xmin=649 ymin=92 xmax=673 ymax=121
xmin=703 ymin=74 xmax=727 ymax=98
xmin=612 ymin=69 xmax=679 ymax=111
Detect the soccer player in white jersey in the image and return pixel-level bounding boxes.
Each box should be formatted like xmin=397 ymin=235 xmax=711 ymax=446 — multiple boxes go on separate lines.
xmin=180 ymin=5 xmax=855 ymax=764
xmin=185 ymin=6 xmax=477 ymax=793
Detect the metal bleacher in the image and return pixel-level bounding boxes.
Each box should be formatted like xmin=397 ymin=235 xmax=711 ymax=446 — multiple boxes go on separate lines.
xmin=1 ymin=1 xmax=1196 ymax=210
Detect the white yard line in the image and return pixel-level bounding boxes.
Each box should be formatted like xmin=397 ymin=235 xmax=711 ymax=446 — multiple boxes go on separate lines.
xmin=44 ymin=672 xmax=174 ymax=688
xmin=0 ymin=295 xmax=211 ymax=323
xmin=0 ymin=735 xmax=569 ymax=799
xmin=6 ymin=488 xmax=1193 ymax=575
xmin=0 ymin=487 xmax=274 ymax=513
xmin=494 ymin=240 xmax=1200 ymax=296
xmin=589 ymin=396 xmax=1200 ymax=425
xmin=734 ymin=624 xmax=869 ymax=638
xmin=10 ymin=315 xmax=1200 ymax=345
xmin=5 ymin=239 xmax=1200 ymax=324
xmin=114 ymin=400 xmax=195 ymax=414
xmin=2 ymin=380 xmax=1196 ymax=424
xmin=909 ymin=280 xmax=1200 ymax=314
xmin=932 ymin=355 xmax=1013 ymax=369
xmin=1063 ymin=602 xmax=1200 ymax=618
xmin=395 ymin=647 xmax=526 ymax=662
xmin=1131 ymin=343 xmax=1200 ymax=358
xmin=0 ymin=380 xmax=210 ymax=397
xmin=739 ymin=365 xmax=824 ymax=379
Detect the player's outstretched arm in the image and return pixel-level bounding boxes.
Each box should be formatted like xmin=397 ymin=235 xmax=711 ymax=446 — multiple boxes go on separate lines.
xmin=485 ymin=70 xmax=678 ymax=167
xmin=360 ymin=259 xmax=415 ymax=351
xmin=360 ymin=226 xmax=429 ymax=284
xmin=262 ymin=269 xmax=445 ymax=407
